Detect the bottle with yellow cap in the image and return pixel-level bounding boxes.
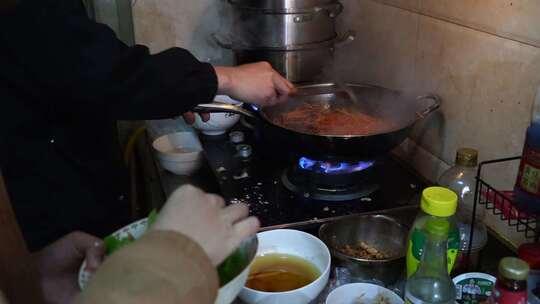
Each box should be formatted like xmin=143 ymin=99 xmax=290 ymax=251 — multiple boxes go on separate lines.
xmin=406 ymin=187 xmax=460 ymax=278
xmin=405 ymin=217 xmax=457 ymax=304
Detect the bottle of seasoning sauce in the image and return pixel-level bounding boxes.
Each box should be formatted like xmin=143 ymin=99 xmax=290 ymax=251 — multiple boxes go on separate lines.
xmin=489 ymin=257 xmax=530 ymax=304
xmin=514 ymin=87 xmax=540 ymax=214
xmin=518 ymin=243 xmax=540 ymax=303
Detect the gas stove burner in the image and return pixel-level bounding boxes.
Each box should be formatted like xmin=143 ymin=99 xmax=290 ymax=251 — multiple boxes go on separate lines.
xmin=282 ymin=156 xmax=381 ymax=201
xmin=298 ymin=157 xmax=375 ymax=175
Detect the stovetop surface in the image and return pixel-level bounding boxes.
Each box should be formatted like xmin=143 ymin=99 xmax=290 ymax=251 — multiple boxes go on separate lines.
xmin=197 ymin=127 xmax=427 ymax=230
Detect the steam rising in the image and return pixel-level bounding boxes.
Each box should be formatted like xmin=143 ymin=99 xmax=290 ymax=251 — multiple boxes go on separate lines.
xmin=190 ymin=1 xmax=234 ymax=65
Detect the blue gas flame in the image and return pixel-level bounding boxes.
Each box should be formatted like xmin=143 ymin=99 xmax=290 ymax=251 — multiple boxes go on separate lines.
xmin=299 ymin=157 xmax=375 ymax=174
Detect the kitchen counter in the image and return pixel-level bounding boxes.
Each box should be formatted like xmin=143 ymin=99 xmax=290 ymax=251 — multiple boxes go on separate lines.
xmin=154 ymin=168 xmax=514 ymax=303
xmin=228 ymin=210 xmax=515 ymax=304
xmin=147 ymin=132 xmax=516 ymax=303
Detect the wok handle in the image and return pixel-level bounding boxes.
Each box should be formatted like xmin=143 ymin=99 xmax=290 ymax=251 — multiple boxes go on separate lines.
xmin=194 ymin=102 xmax=257 ymax=119
xmin=416 ymin=94 xmax=441 ymax=119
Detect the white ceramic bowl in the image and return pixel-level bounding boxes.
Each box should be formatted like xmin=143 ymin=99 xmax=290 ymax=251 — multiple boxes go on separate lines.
xmin=78 ymin=218 xmax=257 ymax=304
xmin=239 ymin=229 xmax=331 ymax=304
xmin=152 ymin=131 xmax=203 ymax=175
xmin=325 ymin=283 xmax=404 ymax=304
xmin=193 ymin=95 xmax=242 ymax=136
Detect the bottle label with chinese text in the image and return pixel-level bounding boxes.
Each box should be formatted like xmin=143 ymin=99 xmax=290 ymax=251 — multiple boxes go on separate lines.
xmin=516 ymin=144 xmax=540 ymax=197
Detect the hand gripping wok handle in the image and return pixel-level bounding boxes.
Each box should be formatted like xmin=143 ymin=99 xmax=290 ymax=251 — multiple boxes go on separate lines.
xmin=193 ymin=103 xmax=257 ymax=119
xmin=416 ymin=94 xmax=441 ymax=119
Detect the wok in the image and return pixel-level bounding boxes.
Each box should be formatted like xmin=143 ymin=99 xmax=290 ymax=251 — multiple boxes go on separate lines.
xmin=195 ymin=83 xmax=440 ymax=159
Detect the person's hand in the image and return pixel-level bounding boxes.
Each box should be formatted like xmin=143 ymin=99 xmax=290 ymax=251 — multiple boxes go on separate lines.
xmin=152 ymin=184 xmax=260 ymax=266
xmin=32 ymin=232 xmax=105 ymax=304
xmin=214 ymin=62 xmax=295 ymax=107
xmin=182 ymin=112 xmax=210 ymax=124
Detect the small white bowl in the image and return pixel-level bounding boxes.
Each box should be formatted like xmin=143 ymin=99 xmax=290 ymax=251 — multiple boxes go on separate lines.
xmin=152 ymin=132 xmax=203 ymax=175
xmin=193 ymin=95 xmax=242 ymax=136
xmin=239 ymin=229 xmax=331 ymax=304
xmin=325 ymin=283 xmax=404 ymax=304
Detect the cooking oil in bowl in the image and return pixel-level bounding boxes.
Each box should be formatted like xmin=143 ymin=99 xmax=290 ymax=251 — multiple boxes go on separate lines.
xmin=246 ymin=253 xmax=321 ymax=292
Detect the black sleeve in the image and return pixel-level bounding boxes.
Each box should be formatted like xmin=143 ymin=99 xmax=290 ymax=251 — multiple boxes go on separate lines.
xmin=0 ymin=0 xmax=218 ymax=120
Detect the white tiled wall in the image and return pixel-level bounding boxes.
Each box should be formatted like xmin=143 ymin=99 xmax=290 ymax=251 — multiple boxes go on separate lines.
xmin=338 ymin=0 xmax=540 ymax=247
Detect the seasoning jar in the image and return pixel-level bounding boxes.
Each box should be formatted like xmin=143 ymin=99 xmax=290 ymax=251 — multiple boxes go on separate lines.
xmin=489 ymin=257 xmax=530 ymax=304
xmin=514 ymin=86 xmax=540 ymax=214
xmin=518 ymin=243 xmax=540 ymax=303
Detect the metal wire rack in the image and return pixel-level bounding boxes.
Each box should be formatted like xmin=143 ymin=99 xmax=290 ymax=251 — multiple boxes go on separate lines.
xmin=469 ymin=157 xmax=539 ymax=255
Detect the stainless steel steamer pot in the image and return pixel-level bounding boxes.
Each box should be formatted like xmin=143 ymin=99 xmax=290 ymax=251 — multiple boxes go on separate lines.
xmin=233 ymin=40 xmax=335 ymax=83
xmin=214 ymin=33 xmax=354 ymax=83
xmin=228 ymin=0 xmax=339 ymax=12
xmin=229 ymin=0 xmax=343 ymax=48
xmin=221 ymin=0 xmax=345 ymax=82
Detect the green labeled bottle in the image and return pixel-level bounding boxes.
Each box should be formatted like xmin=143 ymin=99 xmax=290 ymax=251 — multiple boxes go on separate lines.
xmin=405 ymin=218 xmax=457 ymax=303
xmin=406 ymin=187 xmax=459 ymax=277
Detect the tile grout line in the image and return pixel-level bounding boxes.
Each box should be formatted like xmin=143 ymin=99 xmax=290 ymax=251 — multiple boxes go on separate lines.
xmin=369 ymin=0 xmax=540 ymax=49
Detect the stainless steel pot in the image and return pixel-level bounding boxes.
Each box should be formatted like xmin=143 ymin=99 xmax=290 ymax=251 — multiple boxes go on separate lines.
xmin=214 ymin=33 xmax=354 ymax=83
xmin=230 ymin=1 xmax=342 ymax=47
xmin=228 ymin=0 xmax=339 ymax=13
xmin=234 ymin=41 xmax=334 ymax=83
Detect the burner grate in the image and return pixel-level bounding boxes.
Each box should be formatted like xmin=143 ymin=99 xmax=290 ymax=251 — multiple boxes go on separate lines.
xmin=282 ymin=157 xmax=381 ymax=201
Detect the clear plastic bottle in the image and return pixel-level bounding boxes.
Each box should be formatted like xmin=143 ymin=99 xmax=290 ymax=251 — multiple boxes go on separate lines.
xmin=406 ymin=187 xmax=460 ymax=278
xmin=438 ymin=148 xmax=488 ymax=273
xmin=438 ymin=148 xmax=485 ymax=222
xmin=405 ymin=218 xmax=457 ymax=304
